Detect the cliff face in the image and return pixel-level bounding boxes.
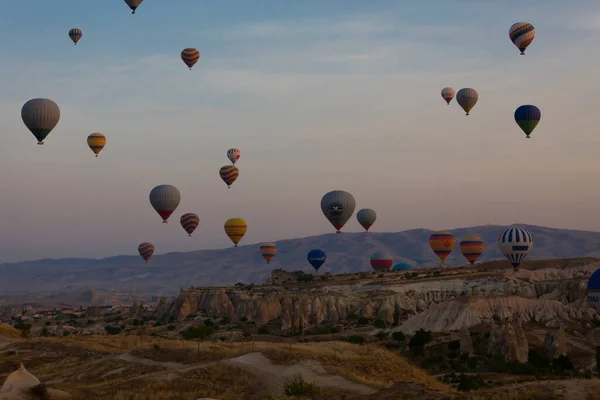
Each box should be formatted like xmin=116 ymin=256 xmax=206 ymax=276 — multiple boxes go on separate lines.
xmin=165 ymin=263 xmax=599 ymax=332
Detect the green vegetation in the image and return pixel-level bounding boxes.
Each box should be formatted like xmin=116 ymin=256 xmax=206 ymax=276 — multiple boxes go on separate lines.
xmin=283 ymin=373 xmax=320 ymax=397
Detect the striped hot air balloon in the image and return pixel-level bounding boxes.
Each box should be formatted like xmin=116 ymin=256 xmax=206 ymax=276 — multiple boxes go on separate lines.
xmin=370 ymin=251 xmax=393 ymax=271
xmin=21 ymin=98 xmax=60 ymax=145
xmin=227 ymin=148 xmax=241 ymax=165
xmin=69 ymin=28 xmax=82 ymax=45
xmin=429 ymin=230 xmax=456 ymax=264
xmin=181 ymin=48 xmax=200 ymax=70
xmin=219 ymin=166 xmax=239 ymax=188
xmin=87 ymin=133 xmax=106 ymax=157
xmin=149 ymin=185 xmax=181 ymax=223
xmin=509 ymin=22 xmax=535 ymax=55
xmin=460 ymin=235 xmax=484 ymax=265
xmin=180 ymin=213 xmax=199 ymax=237
xmin=514 ymin=105 xmax=541 ymax=138
xmin=224 ymin=218 xmax=247 ymax=247
xmin=497 ymin=227 xmax=533 ymax=269
xmin=260 ymin=242 xmax=277 ymax=264
xmin=138 ymin=242 xmax=154 ymax=263
xmin=456 ymin=88 xmax=478 ymax=116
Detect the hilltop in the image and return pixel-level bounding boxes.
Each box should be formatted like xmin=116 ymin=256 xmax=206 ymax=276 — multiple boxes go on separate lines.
xmin=2 ymin=224 xmax=600 ymax=295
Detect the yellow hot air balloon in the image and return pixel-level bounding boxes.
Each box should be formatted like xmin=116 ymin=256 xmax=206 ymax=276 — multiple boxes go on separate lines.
xmin=260 ymin=242 xmax=277 ymax=264
xmin=428 ymin=230 xmax=456 ymax=265
xmin=224 ymin=218 xmax=247 ymax=247
xmin=87 ymin=133 xmax=106 ymax=157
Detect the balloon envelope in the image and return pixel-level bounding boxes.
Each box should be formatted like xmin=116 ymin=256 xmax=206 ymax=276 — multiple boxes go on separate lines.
xmin=441 ymin=87 xmax=456 ymax=105
xmin=180 ymin=213 xmax=200 ymax=237
xmin=69 ymin=28 xmax=82 ymax=45
xmin=509 ymin=22 xmax=535 ymax=55
xmin=391 ymin=262 xmax=413 ymax=271
xmin=138 ymin=242 xmax=154 ymax=263
xmin=307 ymin=249 xmax=326 ymax=271
xmin=181 ymin=48 xmax=200 ymax=70
xmin=429 ymin=230 xmax=456 ymax=263
xmin=21 ymin=98 xmax=60 ymax=145
xmin=149 ymin=185 xmax=181 ymax=223
xmin=357 ymin=208 xmax=376 ymax=232
xmin=460 ymin=235 xmax=484 ymax=265
xmin=124 ymin=0 xmax=144 ymax=14
xmin=320 ymin=190 xmax=356 ymax=233
xmin=514 ymin=105 xmax=541 ymax=138
xmin=219 ymin=166 xmax=239 ymax=188
xmin=224 ymin=218 xmax=247 ymax=247
xmin=497 ymin=227 xmax=533 ymax=268
xmin=87 ymin=133 xmax=106 ymax=157
xmin=227 ymin=148 xmax=241 ymax=165
xmin=456 ymin=88 xmax=478 ymax=115
xmin=587 ymin=268 xmax=600 ymax=312
xmin=370 ymin=251 xmax=393 ymax=271
xmin=260 ymin=242 xmax=277 ymax=264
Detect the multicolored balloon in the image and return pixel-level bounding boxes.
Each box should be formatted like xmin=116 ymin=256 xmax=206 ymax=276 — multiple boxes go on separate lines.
xmin=514 ymin=105 xmax=541 ymax=138
xmin=227 ymin=148 xmax=240 ymax=165
xmin=124 ymin=0 xmax=144 ymax=14
xmin=441 ymin=87 xmax=456 ymax=105
xmin=460 ymin=235 xmax=484 ymax=265
xmin=391 ymin=262 xmax=413 ymax=271
xmin=219 ymin=166 xmax=239 ymax=188
xmin=69 ymin=28 xmax=82 ymax=45
xmin=87 ymin=133 xmax=106 ymax=157
xmin=429 ymin=230 xmax=456 ymax=264
xmin=357 ymin=208 xmax=376 ymax=232
xmin=224 ymin=218 xmax=247 ymax=247
xmin=587 ymin=268 xmax=600 ymax=312
xmin=307 ymin=249 xmax=326 ymax=272
xmin=180 ymin=213 xmax=199 ymax=237
xmin=456 ymin=88 xmax=478 ymax=116
xmin=181 ymin=48 xmax=200 ymax=70
xmin=509 ymin=22 xmax=535 ymax=55
xmin=497 ymin=227 xmax=533 ymax=269
xmin=320 ymin=190 xmax=356 ymax=234
xmin=21 ymin=98 xmax=60 ymax=145
xmin=138 ymin=242 xmax=154 ymax=263
xmin=370 ymin=251 xmax=393 ymax=271
xmin=149 ymin=185 xmax=181 ymax=223
xmin=260 ymin=242 xmax=277 ymax=264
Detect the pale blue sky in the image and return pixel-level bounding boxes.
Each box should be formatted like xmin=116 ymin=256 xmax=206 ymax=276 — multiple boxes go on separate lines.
xmin=1 ymin=1 xmax=600 ymax=262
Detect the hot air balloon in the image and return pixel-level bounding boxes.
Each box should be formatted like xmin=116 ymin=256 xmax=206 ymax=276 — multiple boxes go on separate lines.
xmin=149 ymin=185 xmax=181 ymax=223
xmin=181 ymin=48 xmax=200 ymax=70
xmin=307 ymin=249 xmax=326 ymax=272
xmin=391 ymin=262 xmax=413 ymax=271
xmin=460 ymin=235 xmax=484 ymax=265
xmin=441 ymin=87 xmax=456 ymax=105
xmin=320 ymin=190 xmax=356 ymax=234
xmin=429 ymin=230 xmax=456 ymax=264
xmin=456 ymin=88 xmax=478 ymax=116
xmin=224 ymin=218 xmax=247 ymax=247
xmin=514 ymin=105 xmax=541 ymax=138
xmin=498 ymin=227 xmax=533 ymax=269
xmin=124 ymin=0 xmax=144 ymax=14
xmin=227 ymin=148 xmax=241 ymax=165
xmin=357 ymin=208 xmax=376 ymax=232
xmin=138 ymin=242 xmax=154 ymax=263
xmin=180 ymin=213 xmax=199 ymax=237
xmin=587 ymin=268 xmax=600 ymax=312
xmin=219 ymin=166 xmax=239 ymax=188
xmin=260 ymin=242 xmax=277 ymax=264
xmin=370 ymin=251 xmax=393 ymax=271
xmin=509 ymin=22 xmax=535 ymax=55
xmin=87 ymin=133 xmax=106 ymax=157
xmin=21 ymin=98 xmax=60 ymax=145
xmin=69 ymin=28 xmax=82 ymax=45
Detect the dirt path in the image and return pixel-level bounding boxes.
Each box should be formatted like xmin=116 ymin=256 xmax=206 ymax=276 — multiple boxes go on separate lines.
xmin=223 ymin=352 xmax=378 ymax=396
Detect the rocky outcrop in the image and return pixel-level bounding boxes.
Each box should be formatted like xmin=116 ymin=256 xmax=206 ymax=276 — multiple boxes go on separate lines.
xmin=0 ymin=363 xmax=71 ymax=399
xmin=488 ymin=320 xmax=529 ymax=363
xmin=459 ymin=327 xmax=474 ymax=355
xmin=544 ymin=325 xmax=568 ymax=360
xmin=85 ymin=306 xmax=103 ymax=319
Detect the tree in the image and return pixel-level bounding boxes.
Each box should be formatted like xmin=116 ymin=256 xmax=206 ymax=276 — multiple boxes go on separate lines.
xmin=181 ymin=324 xmax=216 ymax=353
xmin=392 ymin=331 xmax=406 ymax=343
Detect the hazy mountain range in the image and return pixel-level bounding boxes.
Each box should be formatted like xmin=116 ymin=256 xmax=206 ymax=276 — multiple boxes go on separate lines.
xmin=2 ymin=224 xmax=600 ymax=296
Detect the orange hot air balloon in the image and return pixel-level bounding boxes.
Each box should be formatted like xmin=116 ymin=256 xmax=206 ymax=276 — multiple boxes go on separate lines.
xmin=259 ymin=242 xmax=277 ymax=264
xmin=460 ymin=235 xmax=484 ymax=265
xmin=429 ymin=230 xmax=456 ymax=264
xmin=224 ymin=218 xmax=247 ymax=247
xmin=181 ymin=48 xmax=200 ymax=70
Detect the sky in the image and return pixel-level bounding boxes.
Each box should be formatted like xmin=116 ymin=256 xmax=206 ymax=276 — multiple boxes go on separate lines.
xmin=1 ymin=0 xmax=600 ymax=262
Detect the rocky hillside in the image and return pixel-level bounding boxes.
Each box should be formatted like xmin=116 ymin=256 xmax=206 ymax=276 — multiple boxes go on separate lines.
xmin=3 ymin=224 xmax=600 ymax=294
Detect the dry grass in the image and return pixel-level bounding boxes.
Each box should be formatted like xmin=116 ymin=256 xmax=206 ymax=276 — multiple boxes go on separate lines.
xmin=0 ymin=324 xmax=22 ymax=338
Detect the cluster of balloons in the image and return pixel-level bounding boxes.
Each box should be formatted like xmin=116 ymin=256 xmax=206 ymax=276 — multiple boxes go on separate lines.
xmin=439 ymin=23 xmax=541 ymax=139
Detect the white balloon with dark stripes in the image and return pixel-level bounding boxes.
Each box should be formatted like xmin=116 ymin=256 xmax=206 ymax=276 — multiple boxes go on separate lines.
xmin=497 ymin=227 xmax=533 ymax=268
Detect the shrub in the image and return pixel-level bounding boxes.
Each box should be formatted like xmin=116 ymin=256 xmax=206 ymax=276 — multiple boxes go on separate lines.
xmin=258 ymin=325 xmax=271 ymax=335
xmin=283 ymin=373 xmax=320 ymax=397
xmin=457 ymin=374 xmax=486 ymax=391
xmin=409 ymin=329 xmax=432 ymax=348
xmin=373 ymin=319 xmax=386 ymax=329
xmin=392 ymin=331 xmax=406 ymax=342
xmin=348 ymin=335 xmax=364 ymax=345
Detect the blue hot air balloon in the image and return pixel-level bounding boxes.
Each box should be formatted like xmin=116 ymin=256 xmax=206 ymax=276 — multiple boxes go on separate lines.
xmin=514 ymin=105 xmax=541 ymax=138
xmin=391 ymin=262 xmax=413 ymax=271
xmin=587 ymin=268 xmax=600 ymax=312
xmin=307 ymin=249 xmax=326 ymax=272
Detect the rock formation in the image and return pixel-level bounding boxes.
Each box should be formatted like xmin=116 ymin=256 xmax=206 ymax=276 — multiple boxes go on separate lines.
xmin=459 ymin=326 xmax=474 ymax=355
xmin=487 ymin=320 xmax=529 ymax=363
xmin=0 ymin=363 xmax=71 ymax=399
xmin=543 ymin=325 xmax=568 ymax=361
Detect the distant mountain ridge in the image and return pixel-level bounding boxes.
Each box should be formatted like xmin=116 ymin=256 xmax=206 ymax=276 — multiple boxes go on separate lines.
xmin=2 ymin=224 xmax=600 ymax=295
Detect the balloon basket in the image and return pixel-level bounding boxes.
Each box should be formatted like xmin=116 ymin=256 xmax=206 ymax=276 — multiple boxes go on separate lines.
xmin=162 ymin=221 xmax=167 ymax=224
xmin=37 ymin=142 xmax=44 ymax=145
